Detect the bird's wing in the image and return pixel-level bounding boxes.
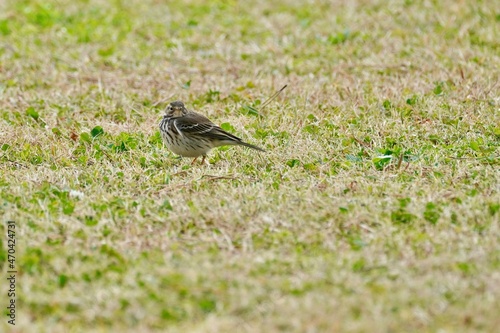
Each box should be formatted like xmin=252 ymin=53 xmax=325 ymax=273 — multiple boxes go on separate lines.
xmin=205 ymin=126 xmax=243 ymax=142
xmin=175 ymin=112 xmax=244 ymax=143
xmin=174 ymin=112 xmax=216 ymax=135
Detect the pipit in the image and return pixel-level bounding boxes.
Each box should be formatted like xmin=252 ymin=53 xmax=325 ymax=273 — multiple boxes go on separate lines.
xmin=159 ymin=101 xmax=265 ymax=164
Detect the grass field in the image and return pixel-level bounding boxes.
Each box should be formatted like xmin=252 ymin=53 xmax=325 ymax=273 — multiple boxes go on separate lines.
xmin=1 ymin=0 xmax=499 ymax=332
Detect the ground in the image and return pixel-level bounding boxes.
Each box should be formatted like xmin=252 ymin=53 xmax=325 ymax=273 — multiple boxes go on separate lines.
xmin=0 ymin=0 xmax=499 ymax=332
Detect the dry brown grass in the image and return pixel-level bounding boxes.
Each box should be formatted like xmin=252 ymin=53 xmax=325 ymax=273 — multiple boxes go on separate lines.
xmin=0 ymin=0 xmax=499 ymax=332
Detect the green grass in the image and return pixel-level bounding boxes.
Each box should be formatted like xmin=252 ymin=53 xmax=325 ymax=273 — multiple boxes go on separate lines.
xmin=1 ymin=0 xmax=499 ymax=332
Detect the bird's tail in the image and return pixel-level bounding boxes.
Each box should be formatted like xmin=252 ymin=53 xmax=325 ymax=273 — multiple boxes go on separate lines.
xmin=239 ymin=141 xmax=266 ymax=152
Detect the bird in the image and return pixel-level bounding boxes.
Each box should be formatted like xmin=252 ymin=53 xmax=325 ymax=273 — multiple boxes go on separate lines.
xmin=159 ymin=101 xmax=265 ymax=164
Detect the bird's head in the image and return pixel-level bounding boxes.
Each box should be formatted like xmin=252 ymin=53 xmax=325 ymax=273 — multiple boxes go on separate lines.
xmin=164 ymin=101 xmax=188 ymax=118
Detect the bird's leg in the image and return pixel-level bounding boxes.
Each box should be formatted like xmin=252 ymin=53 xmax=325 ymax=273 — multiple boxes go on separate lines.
xmin=200 ymin=156 xmax=206 ymax=165
xmin=191 ymin=157 xmax=198 ymax=165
